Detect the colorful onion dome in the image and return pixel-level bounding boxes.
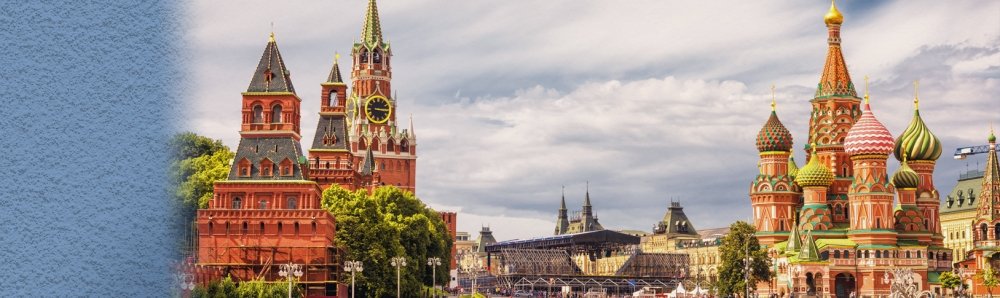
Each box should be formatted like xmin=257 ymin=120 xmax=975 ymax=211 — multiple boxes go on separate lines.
xmin=756 ymin=111 xmax=793 ymax=152
xmin=844 ymin=101 xmax=895 ymax=156
xmin=795 ymin=148 xmax=835 ymax=187
xmin=788 ymin=153 xmax=800 ymax=178
xmin=824 ymin=0 xmax=844 ymax=25
xmin=989 ymin=128 xmax=996 ymax=143
xmin=893 ymin=96 xmax=942 ymax=162
xmin=892 ymin=154 xmax=920 ymax=189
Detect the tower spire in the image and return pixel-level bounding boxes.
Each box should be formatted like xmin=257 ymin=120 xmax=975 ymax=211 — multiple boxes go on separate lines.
xmin=816 ymin=0 xmax=855 ymax=98
xmin=913 ymin=80 xmax=920 ymax=110
xmin=770 ymin=84 xmax=776 ymax=111
xmin=326 ymin=52 xmax=344 ymax=83
xmin=360 ymin=0 xmax=384 ymax=48
xmin=247 ymin=32 xmax=295 ymax=93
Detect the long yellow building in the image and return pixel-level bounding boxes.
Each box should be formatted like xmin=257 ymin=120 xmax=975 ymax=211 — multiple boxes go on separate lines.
xmin=941 ymin=169 xmax=986 ymax=263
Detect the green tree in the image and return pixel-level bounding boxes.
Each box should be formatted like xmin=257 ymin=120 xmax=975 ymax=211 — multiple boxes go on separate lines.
xmin=981 ymin=267 xmax=999 ymax=298
xmin=322 ymin=185 xmax=453 ymax=297
xmin=716 ymin=221 xmax=771 ymax=298
xmin=169 ymin=132 xmax=234 ymax=212
xmin=940 ymin=271 xmax=961 ymax=297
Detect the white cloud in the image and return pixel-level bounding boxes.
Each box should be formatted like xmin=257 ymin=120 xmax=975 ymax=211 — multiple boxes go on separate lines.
xmin=188 ymin=1 xmax=1000 ymax=241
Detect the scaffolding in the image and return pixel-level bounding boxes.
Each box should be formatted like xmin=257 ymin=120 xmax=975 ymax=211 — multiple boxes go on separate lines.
xmin=498 ymin=248 xmax=582 ymax=276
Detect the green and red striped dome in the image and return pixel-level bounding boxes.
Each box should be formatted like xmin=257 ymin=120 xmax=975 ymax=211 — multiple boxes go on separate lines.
xmin=894 ymin=109 xmax=941 ymax=162
xmin=756 ymin=111 xmax=793 ymax=153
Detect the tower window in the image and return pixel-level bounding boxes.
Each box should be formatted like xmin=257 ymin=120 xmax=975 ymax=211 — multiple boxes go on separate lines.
xmin=232 ymin=197 xmax=242 ymax=209
xmin=271 ymin=104 xmax=283 ymax=123
xmin=208 ymin=222 xmax=213 ymax=235
xmin=360 ymin=50 xmax=369 ymax=64
xmin=277 ymin=222 xmax=283 ymax=235
xmin=252 ymin=105 xmax=263 ymax=123
xmin=287 ymin=197 xmax=298 ymax=209
xmin=259 ymin=222 xmax=265 ymax=235
xmin=294 ymin=222 xmax=300 ymax=236
xmin=259 ymin=199 xmax=267 ymax=209
xmin=242 ymin=222 xmax=248 ymax=235
xmin=312 ymin=222 xmax=317 ymax=235
xmin=373 ymin=50 xmax=382 ymax=63
xmin=328 ymin=90 xmax=337 ymax=106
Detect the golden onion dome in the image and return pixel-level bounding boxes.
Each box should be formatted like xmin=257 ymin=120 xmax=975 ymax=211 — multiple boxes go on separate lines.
xmin=795 ymin=148 xmax=835 ymax=187
xmin=824 ymin=0 xmax=844 ymax=25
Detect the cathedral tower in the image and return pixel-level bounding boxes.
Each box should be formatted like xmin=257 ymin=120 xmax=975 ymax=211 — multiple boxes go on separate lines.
xmin=806 ymin=0 xmax=861 ymax=225
xmin=843 ymin=83 xmax=897 ymax=245
xmin=894 ymin=83 xmax=943 ymax=245
xmin=974 ymin=129 xmax=1000 ymax=246
xmin=750 ymin=89 xmax=802 ymax=245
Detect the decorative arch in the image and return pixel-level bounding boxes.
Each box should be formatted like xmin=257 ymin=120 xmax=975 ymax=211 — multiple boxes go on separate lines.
xmin=252 ymin=104 xmax=264 ymax=123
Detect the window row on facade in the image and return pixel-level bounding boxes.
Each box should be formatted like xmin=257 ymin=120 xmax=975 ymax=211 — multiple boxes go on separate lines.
xmin=205 ymin=221 xmax=318 ymax=236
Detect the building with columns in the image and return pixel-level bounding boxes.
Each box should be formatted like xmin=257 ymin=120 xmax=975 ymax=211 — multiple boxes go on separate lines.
xmin=749 ymin=2 xmax=952 ymax=297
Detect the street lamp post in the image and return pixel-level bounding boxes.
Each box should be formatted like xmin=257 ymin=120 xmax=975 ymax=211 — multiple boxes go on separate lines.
xmin=460 ymin=253 xmax=482 ymax=296
xmin=391 ymin=256 xmax=407 ymax=298
xmin=343 ymin=260 xmax=363 ymax=298
xmin=745 ymin=240 xmax=754 ymax=298
xmin=174 ymin=271 xmax=195 ymax=296
xmin=427 ymin=257 xmax=441 ymax=298
xmin=278 ymin=262 xmax=303 ymax=298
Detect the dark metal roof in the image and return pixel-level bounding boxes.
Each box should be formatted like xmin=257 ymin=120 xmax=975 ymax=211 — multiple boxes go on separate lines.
xmin=246 ymin=34 xmax=295 ymax=93
xmin=310 ymin=115 xmax=348 ymax=150
xmin=326 ymin=60 xmax=343 ymax=83
xmin=360 ymin=146 xmax=376 ymax=176
xmin=485 ymin=230 xmax=640 ymax=253
xmin=228 ymin=137 xmax=306 ymax=180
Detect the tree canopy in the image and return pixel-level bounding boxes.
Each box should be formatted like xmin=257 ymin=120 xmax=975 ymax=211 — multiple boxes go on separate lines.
xmin=322 ymin=185 xmax=453 ymax=297
xmin=716 ymin=221 xmax=771 ymax=297
xmin=169 ymin=132 xmax=233 ymax=214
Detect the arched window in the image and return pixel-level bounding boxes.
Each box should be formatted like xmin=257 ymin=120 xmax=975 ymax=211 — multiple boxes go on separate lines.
xmin=373 ymin=50 xmax=382 ymax=63
xmin=388 ymin=139 xmax=396 ymax=152
xmin=359 ymin=138 xmax=367 ymax=150
xmin=259 ymin=199 xmax=267 ymax=209
xmin=208 ymin=222 xmax=214 ymax=235
xmin=917 ymin=251 xmax=922 ymax=258
xmin=277 ymin=222 xmax=283 ymax=235
xmin=982 ymin=224 xmax=989 ymax=240
xmin=834 ymin=250 xmax=840 ymax=258
xmin=328 ymin=90 xmax=337 ymax=106
xmin=875 ymin=250 xmax=881 ymax=258
xmin=225 ymin=222 xmax=230 ymax=235
xmin=252 ymin=105 xmax=263 ymax=123
xmin=876 ymin=218 xmax=881 ymax=229
xmin=259 ymin=222 xmax=265 ymax=235
xmin=400 ymin=140 xmax=409 ymax=152
xmin=242 ymin=222 xmax=248 ymax=235
xmin=994 ymin=223 xmax=1000 ymax=240
xmin=360 ymin=49 xmax=369 ymax=63
xmin=906 ymin=251 xmax=911 ymax=258
xmin=271 ymin=105 xmax=282 ymax=123
xmin=294 ymin=222 xmax=300 ymax=236
xmin=312 ymin=222 xmax=317 ymax=235
xmin=287 ymin=197 xmax=297 ymax=209
xmin=232 ymin=197 xmax=242 ymax=209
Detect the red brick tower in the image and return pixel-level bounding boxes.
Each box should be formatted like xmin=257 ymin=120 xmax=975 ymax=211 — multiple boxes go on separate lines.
xmin=345 ymin=0 xmax=417 ymax=193
xmin=196 ymin=33 xmax=344 ymax=297
xmin=308 ymin=56 xmax=361 ymax=191
xmin=750 ymin=90 xmax=802 ymax=245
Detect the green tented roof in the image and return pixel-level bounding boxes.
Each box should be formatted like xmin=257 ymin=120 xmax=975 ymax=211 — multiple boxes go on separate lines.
xmin=815 ymin=238 xmax=855 ymax=249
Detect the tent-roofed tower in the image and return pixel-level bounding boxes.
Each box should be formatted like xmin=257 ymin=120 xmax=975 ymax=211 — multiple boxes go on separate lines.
xmin=555 ymin=187 xmax=569 ymax=235
xmin=196 ymin=32 xmax=341 ymax=297
xmin=344 ymin=0 xmax=417 ymax=193
xmin=308 ymin=53 xmax=359 ymax=191
xmin=974 ymin=129 xmax=1000 ymax=246
xmin=806 ymin=0 xmax=862 ymax=227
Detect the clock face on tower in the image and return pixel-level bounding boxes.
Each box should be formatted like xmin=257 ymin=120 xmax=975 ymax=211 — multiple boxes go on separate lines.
xmin=364 ymin=95 xmax=392 ymax=124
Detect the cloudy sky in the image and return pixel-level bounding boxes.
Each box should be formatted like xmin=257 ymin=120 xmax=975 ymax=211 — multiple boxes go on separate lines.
xmin=186 ymin=1 xmax=1000 ymax=241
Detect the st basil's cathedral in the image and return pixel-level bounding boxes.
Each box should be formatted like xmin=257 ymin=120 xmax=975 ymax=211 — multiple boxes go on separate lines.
xmin=749 ymin=1 xmax=955 ymax=297
xmin=192 ymin=0 xmax=416 ymax=296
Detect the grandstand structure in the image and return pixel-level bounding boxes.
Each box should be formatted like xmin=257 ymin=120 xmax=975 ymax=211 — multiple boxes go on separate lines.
xmin=485 ymin=230 xmax=689 ymax=294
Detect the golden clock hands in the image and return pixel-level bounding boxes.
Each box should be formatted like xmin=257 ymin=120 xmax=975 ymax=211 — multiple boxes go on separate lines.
xmin=372 ymin=108 xmax=390 ymax=112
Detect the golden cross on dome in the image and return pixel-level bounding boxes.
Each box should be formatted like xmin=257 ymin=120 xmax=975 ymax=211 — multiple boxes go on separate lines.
xmin=770 ymin=84 xmax=776 ymax=111
xmin=913 ymin=80 xmax=920 ymax=110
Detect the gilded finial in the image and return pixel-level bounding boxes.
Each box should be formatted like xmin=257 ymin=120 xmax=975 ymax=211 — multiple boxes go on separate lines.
xmin=863 ymin=75 xmax=870 ymax=104
xmin=269 ymin=22 xmax=275 ymax=42
xmin=913 ymin=80 xmax=920 ymax=110
xmin=770 ymin=84 xmax=776 ymax=111
xmin=335 ymin=52 xmax=341 ymax=64
xmin=824 ymin=0 xmax=844 ymax=25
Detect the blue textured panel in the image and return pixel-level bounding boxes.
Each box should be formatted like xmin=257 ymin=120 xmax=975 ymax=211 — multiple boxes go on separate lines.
xmin=0 ymin=2 xmax=182 ymax=296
